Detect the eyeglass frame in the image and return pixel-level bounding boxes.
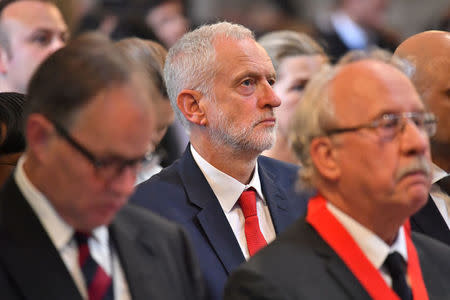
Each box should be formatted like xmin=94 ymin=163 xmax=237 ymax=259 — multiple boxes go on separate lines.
xmin=323 ymin=112 xmax=437 ymax=139
xmin=51 ymin=120 xmax=153 ymax=180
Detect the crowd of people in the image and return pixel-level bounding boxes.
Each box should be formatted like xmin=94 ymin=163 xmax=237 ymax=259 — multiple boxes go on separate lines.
xmin=0 ymin=0 xmax=449 ymax=299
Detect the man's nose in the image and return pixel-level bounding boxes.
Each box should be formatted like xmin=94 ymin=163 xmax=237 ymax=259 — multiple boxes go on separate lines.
xmin=399 ymin=119 xmax=430 ymax=157
xmin=258 ymin=82 xmax=281 ymax=108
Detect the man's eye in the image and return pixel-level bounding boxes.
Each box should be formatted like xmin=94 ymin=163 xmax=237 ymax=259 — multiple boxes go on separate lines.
xmin=242 ymin=79 xmax=253 ymax=86
xmin=382 ymin=118 xmax=399 ymax=129
xmin=268 ymin=79 xmax=276 ymax=86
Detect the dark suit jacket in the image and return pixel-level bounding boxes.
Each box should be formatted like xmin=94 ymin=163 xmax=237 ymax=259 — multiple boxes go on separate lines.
xmin=411 ymin=195 xmax=450 ymax=246
xmin=0 ymin=176 xmax=205 ymax=300
xmin=130 ymin=147 xmax=310 ymax=300
xmin=224 ymin=218 xmax=450 ymax=300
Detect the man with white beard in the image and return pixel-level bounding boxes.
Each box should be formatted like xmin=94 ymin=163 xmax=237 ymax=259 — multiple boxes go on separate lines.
xmin=130 ymin=21 xmax=310 ymax=300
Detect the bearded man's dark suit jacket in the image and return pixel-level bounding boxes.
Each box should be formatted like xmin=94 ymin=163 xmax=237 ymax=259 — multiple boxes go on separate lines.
xmin=224 ymin=218 xmax=450 ymax=300
xmin=0 ymin=176 xmax=205 ymax=300
xmin=411 ymin=195 xmax=450 ymax=246
xmin=130 ymin=147 xmax=310 ymax=300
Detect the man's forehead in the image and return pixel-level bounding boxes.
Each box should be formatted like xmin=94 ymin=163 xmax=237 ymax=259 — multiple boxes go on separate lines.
xmin=2 ymin=1 xmax=65 ymax=29
xmin=214 ymin=37 xmax=275 ymax=77
xmin=330 ymin=60 xmax=422 ymax=118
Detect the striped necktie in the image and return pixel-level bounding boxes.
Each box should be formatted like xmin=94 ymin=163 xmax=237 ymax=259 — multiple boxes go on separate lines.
xmin=74 ymin=232 xmax=114 ymax=300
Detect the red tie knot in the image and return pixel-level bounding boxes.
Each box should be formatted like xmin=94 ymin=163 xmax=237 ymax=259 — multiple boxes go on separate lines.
xmin=239 ymin=188 xmax=257 ymax=218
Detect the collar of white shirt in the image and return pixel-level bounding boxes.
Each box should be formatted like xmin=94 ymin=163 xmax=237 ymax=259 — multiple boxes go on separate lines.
xmin=327 ymin=202 xmax=408 ymax=276
xmin=190 ymin=144 xmax=265 ymax=213
xmin=14 ymin=155 xmax=109 ymax=255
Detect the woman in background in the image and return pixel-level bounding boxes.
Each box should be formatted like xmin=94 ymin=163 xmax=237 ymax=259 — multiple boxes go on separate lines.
xmin=258 ymin=30 xmax=328 ymax=164
xmin=116 ymin=38 xmax=175 ymax=184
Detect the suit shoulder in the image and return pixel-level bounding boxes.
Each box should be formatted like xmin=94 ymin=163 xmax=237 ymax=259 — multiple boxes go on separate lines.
xmin=116 ymin=204 xmax=182 ymax=236
xmin=412 ymin=231 xmax=450 ymax=264
xmin=258 ymin=155 xmax=299 ymax=174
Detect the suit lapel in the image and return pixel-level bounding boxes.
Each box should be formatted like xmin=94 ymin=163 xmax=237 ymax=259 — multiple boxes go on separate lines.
xmin=307 ymin=225 xmax=372 ymax=300
xmin=178 ymin=148 xmax=245 ymax=274
xmin=258 ymin=159 xmax=293 ymax=234
xmin=0 ymin=177 xmax=82 ymax=300
xmin=411 ymin=196 xmax=450 ymax=246
xmin=109 ymin=216 xmax=155 ymax=299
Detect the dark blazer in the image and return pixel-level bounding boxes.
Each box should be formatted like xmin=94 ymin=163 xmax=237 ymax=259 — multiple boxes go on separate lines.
xmin=224 ymin=218 xmax=450 ymax=300
xmin=411 ymin=195 xmax=450 ymax=246
xmin=130 ymin=147 xmax=310 ymax=300
xmin=0 ymin=176 xmax=205 ymax=300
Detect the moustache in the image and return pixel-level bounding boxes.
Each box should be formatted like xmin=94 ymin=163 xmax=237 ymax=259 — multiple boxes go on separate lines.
xmin=395 ymin=156 xmax=432 ymax=182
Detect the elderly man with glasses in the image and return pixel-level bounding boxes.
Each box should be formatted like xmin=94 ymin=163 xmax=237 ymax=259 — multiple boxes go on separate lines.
xmin=0 ymin=33 xmax=204 ymax=300
xmin=224 ymin=51 xmax=450 ymax=300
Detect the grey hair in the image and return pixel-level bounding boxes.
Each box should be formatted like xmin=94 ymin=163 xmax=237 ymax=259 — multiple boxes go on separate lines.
xmin=288 ymin=48 xmax=413 ymax=189
xmin=164 ymin=21 xmax=254 ymax=132
xmin=338 ymin=47 xmax=415 ymax=77
xmin=258 ymin=30 xmax=327 ymax=73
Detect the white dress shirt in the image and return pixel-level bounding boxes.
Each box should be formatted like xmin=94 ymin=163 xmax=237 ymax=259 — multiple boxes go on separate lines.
xmin=190 ymin=145 xmax=276 ymax=260
xmin=327 ymin=202 xmax=408 ymax=287
xmin=14 ymin=156 xmax=131 ymax=300
xmin=429 ymin=164 xmax=450 ymax=229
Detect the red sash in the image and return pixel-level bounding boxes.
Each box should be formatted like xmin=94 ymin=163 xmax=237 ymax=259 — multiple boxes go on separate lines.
xmin=306 ymin=194 xmax=429 ymax=300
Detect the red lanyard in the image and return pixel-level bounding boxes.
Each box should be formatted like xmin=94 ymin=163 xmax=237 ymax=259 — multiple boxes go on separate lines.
xmin=306 ymin=194 xmax=429 ymax=300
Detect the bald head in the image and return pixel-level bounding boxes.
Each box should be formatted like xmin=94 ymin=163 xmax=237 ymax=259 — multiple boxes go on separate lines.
xmin=395 ymin=31 xmax=450 ymax=98
xmin=395 ymin=31 xmax=450 ymax=170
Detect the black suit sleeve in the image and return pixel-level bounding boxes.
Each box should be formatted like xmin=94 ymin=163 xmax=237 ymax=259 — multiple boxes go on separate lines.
xmin=224 ymin=268 xmax=289 ymax=300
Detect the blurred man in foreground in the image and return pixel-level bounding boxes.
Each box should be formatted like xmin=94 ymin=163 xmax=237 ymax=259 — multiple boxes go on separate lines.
xmin=225 ymin=52 xmax=450 ymax=299
xmin=0 ymin=33 xmax=204 ymax=300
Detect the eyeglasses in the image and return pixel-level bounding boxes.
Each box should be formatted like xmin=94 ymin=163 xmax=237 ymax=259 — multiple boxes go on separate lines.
xmin=324 ymin=112 xmax=437 ymax=139
xmin=52 ymin=121 xmax=152 ymax=181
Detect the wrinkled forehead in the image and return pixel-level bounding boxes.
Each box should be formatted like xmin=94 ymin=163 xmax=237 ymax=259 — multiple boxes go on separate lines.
xmin=330 ymin=60 xmax=423 ymax=123
xmin=213 ymin=37 xmax=275 ymax=77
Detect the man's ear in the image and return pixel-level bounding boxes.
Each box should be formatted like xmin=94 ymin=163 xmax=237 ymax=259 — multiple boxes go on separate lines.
xmin=25 ymin=114 xmax=55 ymax=162
xmin=176 ymin=89 xmax=207 ymax=126
xmin=0 ymin=46 xmax=9 ymax=74
xmin=310 ymin=137 xmax=340 ymax=182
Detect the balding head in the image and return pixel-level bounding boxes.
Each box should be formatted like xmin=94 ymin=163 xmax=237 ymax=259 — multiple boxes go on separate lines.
xmin=395 ymin=31 xmax=450 ymax=99
xmin=395 ymin=31 xmax=450 ymax=170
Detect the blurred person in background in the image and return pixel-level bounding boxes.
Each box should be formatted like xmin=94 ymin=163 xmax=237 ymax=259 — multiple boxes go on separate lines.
xmin=0 ymin=0 xmax=68 ymax=93
xmin=0 ymin=92 xmax=25 ymax=187
xmin=259 ymin=30 xmax=328 ymax=164
xmin=116 ymin=37 xmax=175 ymax=184
xmin=140 ymin=0 xmax=189 ymax=48
xmin=314 ymin=0 xmax=399 ymax=62
xmin=395 ymin=30 xmax=450 ymax=246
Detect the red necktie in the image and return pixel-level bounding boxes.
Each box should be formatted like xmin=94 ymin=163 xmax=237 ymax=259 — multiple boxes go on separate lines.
xmin=74 ymin=232 xmax=114 ymax=300
xmin=238 ymin=188 xmax=267 ymax=256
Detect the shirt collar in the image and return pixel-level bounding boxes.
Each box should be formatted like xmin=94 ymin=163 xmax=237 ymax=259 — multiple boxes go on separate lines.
xmin=14 ymin=155 xmax=109 ymax=249
xmin=431 ymin=163 xmax=448 ymax=184
xmin=190 ymin=144 xmax=265 ymax=213
xmin=327 ymin=202 xmax=408 ymax=269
